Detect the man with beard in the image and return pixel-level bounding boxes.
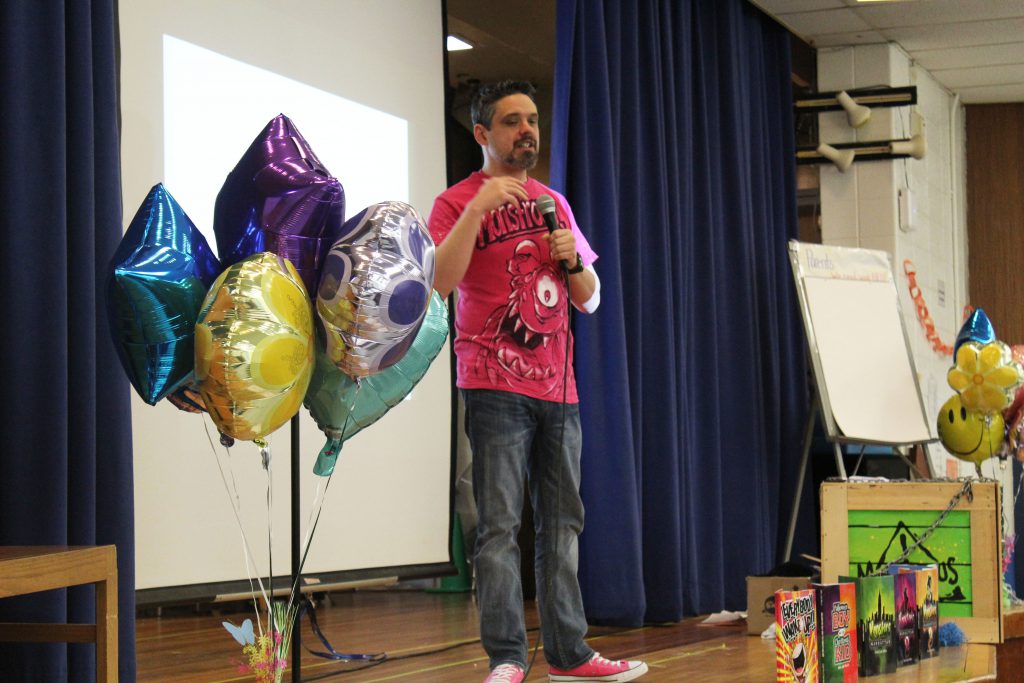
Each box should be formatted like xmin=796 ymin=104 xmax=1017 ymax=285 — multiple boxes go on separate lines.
xmin=428 ymin=81 xmax=646 ymax=683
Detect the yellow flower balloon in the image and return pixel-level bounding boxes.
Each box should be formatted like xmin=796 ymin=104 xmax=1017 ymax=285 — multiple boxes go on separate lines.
xmin=195 ymin=253 xmax=313 ymax=441
xmin=947 ymin=341 xmax=1024 ymax=414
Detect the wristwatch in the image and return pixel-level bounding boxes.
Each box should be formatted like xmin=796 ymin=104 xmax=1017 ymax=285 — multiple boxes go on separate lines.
xmin=567 ymin=253 xmax=585 ymax=275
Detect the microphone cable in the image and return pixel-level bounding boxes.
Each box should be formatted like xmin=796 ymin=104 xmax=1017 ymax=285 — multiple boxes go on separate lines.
xmin=522 ymin=220 xmax=575 ymax=680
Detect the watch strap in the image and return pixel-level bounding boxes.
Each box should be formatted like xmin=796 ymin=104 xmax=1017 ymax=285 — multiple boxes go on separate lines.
xmin=567 ymin=253 xmax=585 ymax=274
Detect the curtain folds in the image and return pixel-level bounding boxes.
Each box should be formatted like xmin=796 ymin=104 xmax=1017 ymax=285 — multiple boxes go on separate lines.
xmin=551 ymin=0 xmax=808 ymax=625
xmin=0 ymin=1 xmax=135 ymax=680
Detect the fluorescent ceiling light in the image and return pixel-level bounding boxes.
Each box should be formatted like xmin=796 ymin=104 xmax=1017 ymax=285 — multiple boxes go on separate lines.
xmin=447 ymin=35 xmax=473 ymax=51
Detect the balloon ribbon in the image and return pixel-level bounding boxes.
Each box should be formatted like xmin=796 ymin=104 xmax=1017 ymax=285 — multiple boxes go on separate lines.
xmin=299 ymin=598 xmax=386 ymax=662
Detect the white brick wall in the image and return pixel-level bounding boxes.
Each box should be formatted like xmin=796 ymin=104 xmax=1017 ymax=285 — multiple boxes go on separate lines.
xmin=816 ymin=44 xmax=1012 ymax=500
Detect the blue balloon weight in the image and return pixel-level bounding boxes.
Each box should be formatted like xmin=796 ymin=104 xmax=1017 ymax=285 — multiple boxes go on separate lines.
xmin=107 ymin=184 xmax=221 ymax=404
xmin=954 ymin=308 xmax=996 ymax=358
xmin=305 ymin=292 xmax=449 ymax=476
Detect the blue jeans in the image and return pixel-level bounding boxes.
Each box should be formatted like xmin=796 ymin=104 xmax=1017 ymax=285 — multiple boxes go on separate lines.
xmin=462 ymin=389 xmax=594 ymax=671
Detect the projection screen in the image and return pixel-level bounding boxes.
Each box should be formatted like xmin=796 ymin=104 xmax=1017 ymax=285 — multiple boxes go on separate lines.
xmin=118 ymin=0 xmax=452 ymax=602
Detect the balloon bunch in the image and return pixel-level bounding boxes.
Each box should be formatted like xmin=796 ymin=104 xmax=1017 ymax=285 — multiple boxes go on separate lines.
xmin=937 ymin=309 xmax=1024 ymax=474
xmin=107 ymin=113 xmax=447 ymax=462
xmin=1003 ymin=345 xmax=1024 ymax=462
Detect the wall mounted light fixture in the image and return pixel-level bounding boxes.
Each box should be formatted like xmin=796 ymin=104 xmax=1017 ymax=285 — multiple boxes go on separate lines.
xmin=889 ymin=133 xmax=927 ymax=160
xmin=797 ymin=134 xmax=927 ymax=168
xmin=794 ymin=86 xmax=917 ymax=115
xmin=795 ymin=85 xmax=924 ymax=169
xmin=836 ymin=91 xmax=871 ymax=128
xmin=816 ymin=143 xmax=856 ymax=172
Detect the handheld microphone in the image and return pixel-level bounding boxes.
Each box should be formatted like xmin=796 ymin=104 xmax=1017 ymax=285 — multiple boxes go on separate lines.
xmin=536 ymin=194 xmax=569 ymax=271
xmin=536 ymin=194 xmax=560 ymax=234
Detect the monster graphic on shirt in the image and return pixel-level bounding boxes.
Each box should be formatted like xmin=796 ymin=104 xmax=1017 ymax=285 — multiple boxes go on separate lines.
xmin=468 ymin=237 xmax=569 ymax=397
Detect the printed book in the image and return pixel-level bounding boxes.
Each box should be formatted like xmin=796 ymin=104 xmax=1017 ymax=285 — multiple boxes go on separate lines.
xmin=892 ymin=571 xmax=919 ymax=666
xmin=850 ymin=574 xmax=897 ymax=677
xmin=776 ymin=588 xmax=819 ymax=683
xmin=812 ymin=581 xmax=858 ymax=682
xmin=889 ymin=564 xmax=940 ymax=659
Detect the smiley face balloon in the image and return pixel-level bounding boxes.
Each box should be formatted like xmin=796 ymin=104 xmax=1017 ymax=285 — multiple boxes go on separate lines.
xmin=937 ymin=393 xmax=1004 ymax=474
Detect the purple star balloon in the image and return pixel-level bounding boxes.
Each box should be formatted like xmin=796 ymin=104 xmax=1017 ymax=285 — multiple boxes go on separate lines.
xmin=213 ymin=114 xmax=345 ymax=295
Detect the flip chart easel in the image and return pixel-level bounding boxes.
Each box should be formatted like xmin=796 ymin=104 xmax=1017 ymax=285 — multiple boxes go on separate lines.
xmin=783 ymin=240 xmax=937 ymax=561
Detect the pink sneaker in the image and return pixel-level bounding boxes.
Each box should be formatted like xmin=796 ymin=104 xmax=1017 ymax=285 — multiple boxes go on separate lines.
xmin=549 ymin=652 xmax=648 ymax=682
xmin=484 ymin=663 xmax=525 ymax=683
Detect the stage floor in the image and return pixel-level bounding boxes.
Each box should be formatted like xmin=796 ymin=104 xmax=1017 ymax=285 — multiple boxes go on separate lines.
xmin=136 ymin=589 xmax=996 ymax=682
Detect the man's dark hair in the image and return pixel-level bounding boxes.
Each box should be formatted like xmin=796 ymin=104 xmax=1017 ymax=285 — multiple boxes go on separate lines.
xmin=470 ymin=80 xmax=537 ymax=129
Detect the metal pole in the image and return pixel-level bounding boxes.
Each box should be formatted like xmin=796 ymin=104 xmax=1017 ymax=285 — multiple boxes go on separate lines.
xmin=833 ymin=441 xmax=848 ymax=480
xmin=291 ymin=413 xmax=301 ymax=681
xmin=784 ymin=402 xmax=818 ymax=562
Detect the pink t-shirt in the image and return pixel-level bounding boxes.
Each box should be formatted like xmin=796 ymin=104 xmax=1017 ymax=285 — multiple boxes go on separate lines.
xmin=428 ymin=172 xmax=597 ymax=403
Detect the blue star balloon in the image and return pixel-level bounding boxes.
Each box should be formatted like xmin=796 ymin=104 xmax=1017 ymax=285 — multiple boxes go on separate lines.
xmin=107 ymin=184 xmax=221 ymax=404
xmin=954 ymin=308 xmax=996 ymax=358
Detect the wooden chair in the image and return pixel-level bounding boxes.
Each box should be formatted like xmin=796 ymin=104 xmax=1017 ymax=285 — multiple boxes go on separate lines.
xmin=0 ymin=546 xmax=118 ymax=682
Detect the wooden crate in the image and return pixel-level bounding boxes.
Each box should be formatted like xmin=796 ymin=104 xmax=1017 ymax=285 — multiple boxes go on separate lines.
xmin=820 ymin=480 xmax=1003 ymax=644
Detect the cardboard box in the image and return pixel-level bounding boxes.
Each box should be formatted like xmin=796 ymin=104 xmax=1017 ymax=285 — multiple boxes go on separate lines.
xmin=747 ymin=575 xmax=811 ymax=635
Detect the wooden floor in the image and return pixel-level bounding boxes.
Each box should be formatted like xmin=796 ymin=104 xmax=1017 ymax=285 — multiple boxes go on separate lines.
xmin=136 ymin=589 xmax=996 ymax=682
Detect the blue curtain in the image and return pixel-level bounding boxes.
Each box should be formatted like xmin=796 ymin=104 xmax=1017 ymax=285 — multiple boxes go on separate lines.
xmin=0 ymin=1 xmax=135 ymax=680
xmin=551 ymin=0 xmax=808 ymax=625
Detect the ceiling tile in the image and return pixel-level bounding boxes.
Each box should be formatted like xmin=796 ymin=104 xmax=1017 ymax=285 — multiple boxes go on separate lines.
xmin=913 ymin=42 xmax=1024 ymax=71
xmin=752 ymin=0 xmax=846 ymax=14
xmin=853 ymin=0 xmax=1024 ymax=30
xmin=883 ymin=19 xmax=1024 ymax=51
xmin=776 ymin=8 xmax=872 ymax=37
xmin=930 ymin=63 xmax=1024 ymax=89
xmin=810 ymin=29 xmax=888 ymax=47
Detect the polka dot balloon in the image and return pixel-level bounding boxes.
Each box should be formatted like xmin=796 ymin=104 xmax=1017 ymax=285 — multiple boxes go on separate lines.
xmin=316 ymin=201 xmax=435 ymax=378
